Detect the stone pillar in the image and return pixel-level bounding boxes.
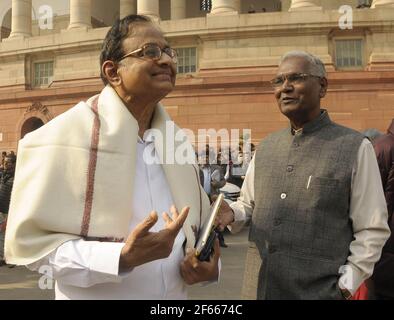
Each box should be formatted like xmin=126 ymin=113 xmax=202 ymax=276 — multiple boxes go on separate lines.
xmin=9 ymin=0 xmax=32 ymax=38
xmin=68 ymin=0 xmax=92 ymax=29
xmin=371 ymin=0 xmax=394 ymax=8
xmin=210 ymin=0 xmax=241 ymax=14
xmin=289 ymin=0 xmax=322 ymax=11
xmin=137 ymin=0 xmax=160 ymax=20
xmin=171 ymin=0 xmax=186 ymax=20
xmin=120 ymin=0 xmax=137 ymax=19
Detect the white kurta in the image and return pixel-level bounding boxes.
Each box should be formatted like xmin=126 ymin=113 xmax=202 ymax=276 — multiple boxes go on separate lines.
xmin=28 ymin=135 xmax=187 ymax=300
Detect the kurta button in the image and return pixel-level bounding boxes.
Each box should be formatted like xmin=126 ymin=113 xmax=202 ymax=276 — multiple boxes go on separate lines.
xmin=293 ymin=142 xmax=299 ymax=147
xmin=280 ymin=193 xmax=287 ymax=199
xmin=274 ymin=218 xmax=282 ymax=226
xmin=287 ymin=165 xmax=293 ymax=172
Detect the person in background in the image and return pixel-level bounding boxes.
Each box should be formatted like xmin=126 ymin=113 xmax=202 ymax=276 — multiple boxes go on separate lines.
xmin=198 ymin=145 xmax=227 ymax=247
xmin=226 ymin=145 xmax=247 ymax=189
xmin=0 ymin=151 xmax=7 ymax=176
xmin=363 ymin=128 xmax=382 ymax=143
xmin=216 ymin=148 xmax=230 ymax=248
xmin=371 ymin=119 xmax=394 ymax=300
xmin=0 ymin=154 xmax=16 ymax=266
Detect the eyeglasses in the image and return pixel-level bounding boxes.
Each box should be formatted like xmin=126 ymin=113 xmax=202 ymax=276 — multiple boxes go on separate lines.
xmin=119 ymin=43 xmax=178 ymax=64
xmin=270 ymin=73 xmax=321 ymax=88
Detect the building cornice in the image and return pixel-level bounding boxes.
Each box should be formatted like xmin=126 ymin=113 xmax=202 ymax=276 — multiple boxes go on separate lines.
xmin=1 ymin=70 xmax=394 ymax=105
xmin=1 ymin=9 xmax=393 ymax=57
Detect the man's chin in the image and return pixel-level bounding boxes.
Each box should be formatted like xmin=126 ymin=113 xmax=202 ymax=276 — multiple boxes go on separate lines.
xmin=151 ymin=85 xmax=174 ymax=100
xmin=279 ymin=102 xmax=301 ymax=117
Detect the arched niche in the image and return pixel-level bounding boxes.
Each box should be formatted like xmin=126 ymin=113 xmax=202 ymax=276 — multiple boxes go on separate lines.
xmin=16 ymin=102 xmax=54 ymax=140
xmin=0 ymin=8 xmax=11 ymax=40
xmin=21 ymin=117 xmax=45 ymax=139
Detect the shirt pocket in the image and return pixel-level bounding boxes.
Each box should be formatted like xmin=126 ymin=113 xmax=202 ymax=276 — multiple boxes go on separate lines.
xmin=310 ymin=176 xmax=340 ymax=188
xmin=303 ymin=176 xmax=342 ymax=213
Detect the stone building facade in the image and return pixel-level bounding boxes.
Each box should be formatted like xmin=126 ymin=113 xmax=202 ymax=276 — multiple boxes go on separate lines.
xmin=0 ymin=0 xmax=394 ymax=151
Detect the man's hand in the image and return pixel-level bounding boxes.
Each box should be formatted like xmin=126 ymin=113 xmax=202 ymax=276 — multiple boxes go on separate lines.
xmin=180 ymin=238 xmax=220 ymax=285
xmin=211 ymin=196 xmax=234 ymax=232
xmin=119 ymin=206 xmax=189 ymax=273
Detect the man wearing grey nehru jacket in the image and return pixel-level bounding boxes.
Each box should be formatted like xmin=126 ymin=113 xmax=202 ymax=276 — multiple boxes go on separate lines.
xmin=216 ymin=51 xmax=390 ymax=300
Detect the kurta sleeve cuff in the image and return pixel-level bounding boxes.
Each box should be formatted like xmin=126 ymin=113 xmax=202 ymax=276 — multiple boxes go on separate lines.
xmin=88 ymin=242 xmax=126 ymax=279
xmin=43 ymin=239 xmax=131 ymax=288
xmin=338 ymin=263 xmax=365 ymax=296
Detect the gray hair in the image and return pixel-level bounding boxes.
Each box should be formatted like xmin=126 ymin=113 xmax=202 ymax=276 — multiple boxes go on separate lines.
xmin=279 ymin=51 xmax=327 ymax=78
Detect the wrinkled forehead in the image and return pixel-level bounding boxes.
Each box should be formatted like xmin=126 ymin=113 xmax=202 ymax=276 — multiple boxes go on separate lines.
xmin=277 ymin=56 xmax=312 ymax=76
xmin=122 ymin=22 xmax=168 ymax=51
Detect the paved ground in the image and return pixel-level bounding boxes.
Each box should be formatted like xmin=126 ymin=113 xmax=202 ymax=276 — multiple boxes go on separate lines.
xmin=0 ymin=227 xmax=249 ymax=300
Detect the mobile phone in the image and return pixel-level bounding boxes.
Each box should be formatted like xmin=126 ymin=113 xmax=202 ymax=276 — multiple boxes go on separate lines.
xmin=195 ymin=193 xmax=224 ymax=261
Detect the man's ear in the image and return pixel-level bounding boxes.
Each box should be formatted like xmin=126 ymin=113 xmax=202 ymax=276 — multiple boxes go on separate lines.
xmin=101 ymin=60 xmax=122 ymax=86
xmin=319 ymin=77 xmax=328 ymax=98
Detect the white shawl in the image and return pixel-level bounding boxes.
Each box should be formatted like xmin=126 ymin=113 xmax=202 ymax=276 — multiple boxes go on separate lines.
xmin=5 ymin=86 xmax=210 ymax=265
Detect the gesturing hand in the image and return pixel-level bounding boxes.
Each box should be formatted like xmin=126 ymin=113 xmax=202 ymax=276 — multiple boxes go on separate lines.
xmin=119 ymin=206 xmax=189 ymax=273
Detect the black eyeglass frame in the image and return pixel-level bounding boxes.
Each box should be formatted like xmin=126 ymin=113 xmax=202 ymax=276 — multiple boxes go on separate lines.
xmin=119 ymin=43 xmax=178 ymax=64
xmin=270 ymin=73 xmax=322 ymax=88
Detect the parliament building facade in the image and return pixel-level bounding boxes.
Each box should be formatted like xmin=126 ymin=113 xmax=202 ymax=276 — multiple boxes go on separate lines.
xmin=0 ymin=0 xmax=394 ymax=151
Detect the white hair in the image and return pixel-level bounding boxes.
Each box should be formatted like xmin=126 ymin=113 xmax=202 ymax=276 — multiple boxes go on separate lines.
xmin=279 ymin=51 xmax=327 ymax=78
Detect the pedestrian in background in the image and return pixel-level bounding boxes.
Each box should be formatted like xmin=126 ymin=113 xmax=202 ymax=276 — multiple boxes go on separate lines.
xmin=371 ymin=119 xmax=394 ymax=300
xmin=0 ymin=154 xmax=16 ymax=266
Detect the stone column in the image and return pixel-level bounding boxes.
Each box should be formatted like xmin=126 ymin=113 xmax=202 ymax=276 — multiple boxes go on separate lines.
xmin=210 ymin=0 xmax=241 ymax=14
xmin=137 ymin=0 xmax=160 ymax=20
xmin=171 ymin=0 xmax=186 ymax=20
xmin=120 ymin=0 xmax=137 ymax=19
xmin=9 ymin=0 xmax=32 ymax=38
xmin=289 ymin=0 xmax=322 ymax=11
xmin=371 ymin=0 xmax=394 ymax=8
xmin=68 ymin=0 xmax=92 ymax=29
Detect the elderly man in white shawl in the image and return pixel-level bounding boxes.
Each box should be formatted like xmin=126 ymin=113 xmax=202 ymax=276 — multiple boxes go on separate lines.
xmin=5 ymin=15 xmax=232 ymax=300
